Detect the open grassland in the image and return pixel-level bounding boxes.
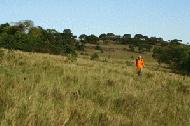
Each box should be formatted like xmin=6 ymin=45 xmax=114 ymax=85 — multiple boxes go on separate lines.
xmin=0 ymin=48 xmax=190 ymax=126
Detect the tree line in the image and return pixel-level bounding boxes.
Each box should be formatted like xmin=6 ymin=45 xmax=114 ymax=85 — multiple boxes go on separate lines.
xmin=0 ymin=20 xmax=77 ymax=56
xmin=80 ymin=33 xmax=167 ymax=53
xmin=0 ymin=20 xmax=170 ymax=55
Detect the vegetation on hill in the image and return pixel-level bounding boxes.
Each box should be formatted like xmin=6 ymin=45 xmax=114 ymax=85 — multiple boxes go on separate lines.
xmin=0 ymin=19 xmax=190 ymax=73
xmin=0 ymin=20 xmax=190 ymax=125
xmin=0 ymin=49 xmax=190 ymax=126
xmin=0 ymin=20 xmax=77 ymax=56
xmin=153 ymin=39 xmax=190 ymax=74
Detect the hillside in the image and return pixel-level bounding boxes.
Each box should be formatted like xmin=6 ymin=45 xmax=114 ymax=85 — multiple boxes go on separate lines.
xmin=0 ymin=48 xmax=190 ymax=126
xmin=1 ymin=21 xmax=190 ymax=74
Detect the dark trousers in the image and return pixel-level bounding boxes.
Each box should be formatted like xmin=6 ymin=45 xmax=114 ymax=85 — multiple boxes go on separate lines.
xmin=137 ymin=68 xmax=142 ymax=76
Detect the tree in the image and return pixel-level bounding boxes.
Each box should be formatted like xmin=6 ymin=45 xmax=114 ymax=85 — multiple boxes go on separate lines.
xmin=62 ymin=29 xmax=76 ymax=44
xmin=29 ymin=27 xmax=44 ymax=38
xmin=14 ymin=31 xmax=30 ymax=51
xmin=79 ymin=34 xmax=87 ymax=43
xmin=143 ymin=44 xmax=152 ymax=52
xmin=106 ymin=33 xmax=116 ymax=40
xmin=0 ymin=23 xmax=10 ymax=33
xmin=0 ymin=33 xmax=15 ymax=49
xmin=134 ymin=34 xmax=144 ymax=40
xmin=123 ymin=34 xmax=131 ymax=39
xmin=46 ymin=29 xmax=58 ymax=34
xmin=99 ymin=33 xmax=107 ymax=40
xmin=153 ymin=44 xmax=190 ymax=74
xmin=13 ymin=20 xmax=34 ymax=33
xmin=152 ymin=47 xmax=167 ymax=64
xmin=170 ymin=39 xmax=182 ymax=45
xmin=107 ymin=33 xmax=115 ymax=37
xmin=86 ymin=34 xmax=99 ymax=44
xmin=63 ymin=29 xmax=72 ymax=35
xmin=76 ymin=34 xmax=87 ymax=51
xmin=60 ymin=29 xmax=77 ymax=55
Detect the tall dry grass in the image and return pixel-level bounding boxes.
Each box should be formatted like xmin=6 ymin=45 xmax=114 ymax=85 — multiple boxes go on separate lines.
xmin=0 ymin=48 xmax=190 ymax=126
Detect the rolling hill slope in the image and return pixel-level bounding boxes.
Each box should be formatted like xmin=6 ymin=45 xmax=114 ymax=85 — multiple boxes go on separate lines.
xmin=0 ymin=48 xmax=190 ymax=126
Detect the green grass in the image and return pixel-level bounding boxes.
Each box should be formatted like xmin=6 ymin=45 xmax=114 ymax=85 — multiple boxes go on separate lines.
xmin=0 ymin=48 xmax=190 ymax=126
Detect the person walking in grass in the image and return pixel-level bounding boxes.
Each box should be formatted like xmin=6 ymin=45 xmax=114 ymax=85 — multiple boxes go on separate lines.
xmin=135 ymin=56 xmax=144 ymax=76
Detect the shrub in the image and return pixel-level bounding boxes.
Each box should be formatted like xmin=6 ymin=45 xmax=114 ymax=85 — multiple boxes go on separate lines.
xmin=95 ymin=44 xmax=104 ymax=53
xmin=90 ymin=53 xmax=99 ymax=60
xmin=153 ymin=44 xmax=190 ymax=74
xmin=129 ymin=44 xmax=135 ymax=52
xmin=130 ymin=55 xmax=134 ymax=59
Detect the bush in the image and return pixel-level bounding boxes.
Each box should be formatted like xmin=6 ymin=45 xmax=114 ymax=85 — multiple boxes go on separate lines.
xmin=90 ymin=53 xmax=99 ymax=60
xmin=130 ymin=55 xmax=134 ymax=59
xmin=129 ymin=44 xmax=135 ymax=52
xmin=153 ymin=44 xmax=190 ymax=74
xmin=95 ymin=44 xmax=104 ymax=53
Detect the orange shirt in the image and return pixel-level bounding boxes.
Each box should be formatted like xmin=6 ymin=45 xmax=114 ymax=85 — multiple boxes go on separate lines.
xmin=136 ymin=58 xmax=144 ymax=69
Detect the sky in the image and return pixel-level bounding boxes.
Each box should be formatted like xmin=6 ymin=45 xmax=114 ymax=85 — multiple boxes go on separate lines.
xmin=0 ymin=0 xmax=190 ymax=42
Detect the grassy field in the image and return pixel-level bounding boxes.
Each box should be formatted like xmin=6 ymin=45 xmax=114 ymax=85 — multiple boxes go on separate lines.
xmin=0 ymin=47 xmax=190 ymax=126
